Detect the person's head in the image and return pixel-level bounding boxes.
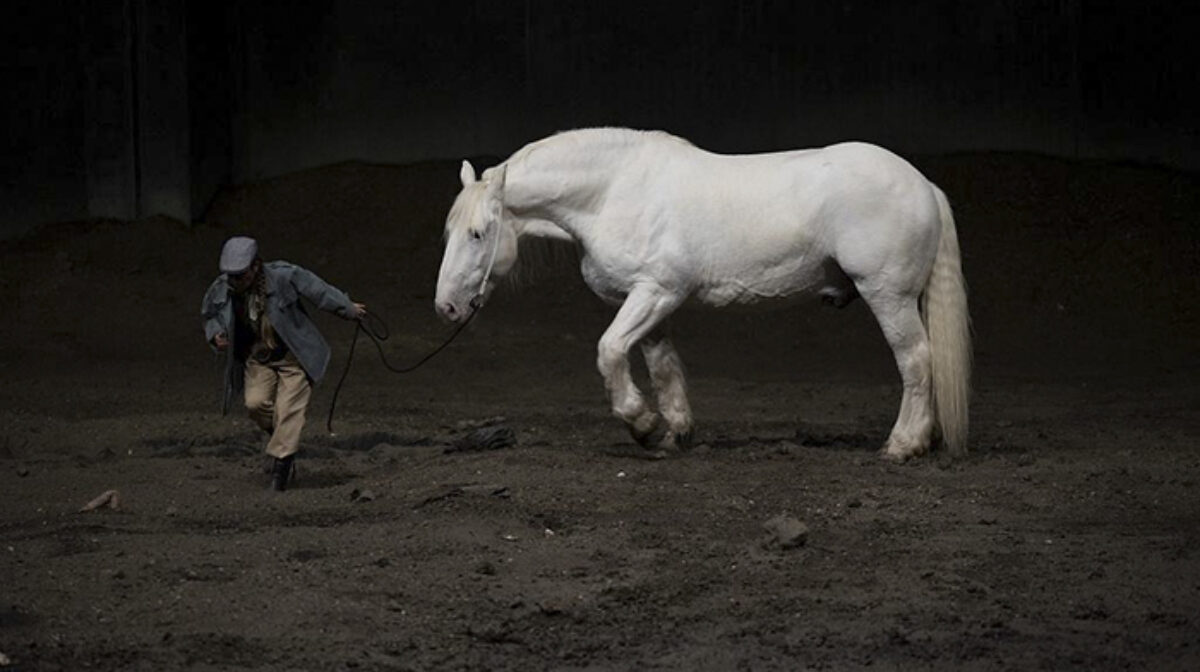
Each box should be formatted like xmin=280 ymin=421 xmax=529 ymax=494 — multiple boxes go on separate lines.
xmin=219 ymin=236 xmax=261 ymax=293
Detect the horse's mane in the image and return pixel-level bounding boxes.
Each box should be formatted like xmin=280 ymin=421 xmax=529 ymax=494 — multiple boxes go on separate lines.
xmin=442 ymin=171 xmax=577 ymax=288
xmin=506 ymin=234 xmax=578 ymax=290
xmin=443 ymin=181 xmax=485 ymax=238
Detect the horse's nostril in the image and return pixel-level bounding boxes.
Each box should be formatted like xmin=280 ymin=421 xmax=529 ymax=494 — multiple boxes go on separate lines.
xmin=438 ymin=301 xmax=458 ymax=321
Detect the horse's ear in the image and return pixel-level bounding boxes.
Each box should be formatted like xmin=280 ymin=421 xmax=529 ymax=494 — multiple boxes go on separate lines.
xmin=459 ymin=160 xmax=476 ymax=187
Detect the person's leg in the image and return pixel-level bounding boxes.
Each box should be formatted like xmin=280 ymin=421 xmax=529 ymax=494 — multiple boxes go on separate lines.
xmin=266 ymin=354 xmax=312 ymax=459
xmin=265 ymin=354 xmax=312 ymax=491
xmin=243 ymin=359 xmax=277 ymax=434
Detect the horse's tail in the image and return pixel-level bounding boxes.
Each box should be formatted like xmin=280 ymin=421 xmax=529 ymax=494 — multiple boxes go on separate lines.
xmin=922 ymin=185 xmax=972 ymax=456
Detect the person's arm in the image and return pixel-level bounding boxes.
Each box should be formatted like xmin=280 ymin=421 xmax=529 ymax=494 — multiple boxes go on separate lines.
xmin=289 ymin=265 xmax=366 ymax=320
xmin=200 ymin=278 xmax=229 ymax=350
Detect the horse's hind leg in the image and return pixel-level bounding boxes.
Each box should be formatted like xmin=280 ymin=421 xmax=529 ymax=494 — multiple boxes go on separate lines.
xmin=640 ymin=327 xmax=693 ymax=449
xmin=596 ymin=285 xmax=683 ymax=450
xmin=860 ymin=290 xmax=935 ymax=461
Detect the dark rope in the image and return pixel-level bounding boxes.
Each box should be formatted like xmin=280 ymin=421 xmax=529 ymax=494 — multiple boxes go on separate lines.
xmin=326 ymin=307 xmax=477 ymax=433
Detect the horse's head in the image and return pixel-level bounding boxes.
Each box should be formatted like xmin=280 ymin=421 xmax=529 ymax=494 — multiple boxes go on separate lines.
xmin=435 ymin=161 xmax=518 ymax=323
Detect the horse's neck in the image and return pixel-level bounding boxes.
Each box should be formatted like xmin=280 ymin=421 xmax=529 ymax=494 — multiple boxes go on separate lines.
xmin=505 ymin=133 xmax=634 ymax=238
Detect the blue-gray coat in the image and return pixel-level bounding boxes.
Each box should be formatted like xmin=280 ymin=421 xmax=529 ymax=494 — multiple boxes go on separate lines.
xmin=201 ymin=261 xmax=358 ymax=413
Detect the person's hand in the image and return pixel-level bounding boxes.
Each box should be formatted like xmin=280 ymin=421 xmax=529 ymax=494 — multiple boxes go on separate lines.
xmin=212 ymin=333 xmax=229 ymax=351
xmin=352 ymin=302 xmax=367 ymax=319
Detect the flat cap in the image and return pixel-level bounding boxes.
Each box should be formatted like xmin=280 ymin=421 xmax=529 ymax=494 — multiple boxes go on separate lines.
xmin=219 ymin=236 xmax=258 ymax=274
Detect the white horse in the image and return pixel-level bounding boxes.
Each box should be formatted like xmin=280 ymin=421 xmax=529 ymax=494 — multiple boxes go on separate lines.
xmin=436 ymin=128 xmax=970 ymax=460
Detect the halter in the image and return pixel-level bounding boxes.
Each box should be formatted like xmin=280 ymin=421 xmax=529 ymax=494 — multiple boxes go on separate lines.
xmin=470 ymin=216 xmax=503 ymax=310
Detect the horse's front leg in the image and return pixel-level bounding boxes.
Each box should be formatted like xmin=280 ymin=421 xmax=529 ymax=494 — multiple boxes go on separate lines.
xmin=640 ymin=328 xmax=693 ymax=449
xmin=596 ymin=285 xmax=681 ymax=450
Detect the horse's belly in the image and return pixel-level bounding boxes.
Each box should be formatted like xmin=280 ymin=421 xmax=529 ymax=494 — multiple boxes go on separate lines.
xmin=692 ymin=257 xmax=853 ymax=309
xmin=578 ymin=246 xmax=855 ymax=311
xmin=692 ymin=281 xmax=821 ymax=309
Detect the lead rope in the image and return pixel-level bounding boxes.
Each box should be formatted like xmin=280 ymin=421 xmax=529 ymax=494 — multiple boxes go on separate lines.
xmin=325 ymin=308 xmax=476 ymax=433
xmin=326 ymin=220 xmax=502 ymax=434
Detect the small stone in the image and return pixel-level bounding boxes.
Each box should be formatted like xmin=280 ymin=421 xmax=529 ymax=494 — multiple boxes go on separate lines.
xmin=460 ymin=484 xmax=508 ymax=498
xmin=15 ymin=467 xmax=29 ymax=478
xmin=79 ymin=490 xmax=121 ymax=513
xmin=350 ymin=488 xmax=377 ymax=503
xmin=1016 ymin=453 xmax=1036 ymax=467
xmin=762 ymin=514 xmax=809 ymax=550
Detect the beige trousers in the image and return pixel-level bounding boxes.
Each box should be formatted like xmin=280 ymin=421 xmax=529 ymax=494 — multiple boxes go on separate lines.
xmin=243 ymin=352 xmax=312 ymax=459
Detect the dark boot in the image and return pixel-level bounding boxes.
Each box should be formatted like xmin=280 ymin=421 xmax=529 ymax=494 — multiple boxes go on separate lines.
xmin=270 ymin=455 xmax=295 ymax=492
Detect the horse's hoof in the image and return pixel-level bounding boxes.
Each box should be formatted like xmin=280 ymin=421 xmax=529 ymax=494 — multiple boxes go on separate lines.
xmin=630 ymin=415 xmax=667 ymax=448
xmin=880 ymin=441 xmax=927 ymax=463
xmin=656 ymin=430 xmax=692 ymax=452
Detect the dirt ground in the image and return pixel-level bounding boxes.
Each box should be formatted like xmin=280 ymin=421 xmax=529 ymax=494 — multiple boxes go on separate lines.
xmin=1 ymin=153 xmax=1198 ymax=671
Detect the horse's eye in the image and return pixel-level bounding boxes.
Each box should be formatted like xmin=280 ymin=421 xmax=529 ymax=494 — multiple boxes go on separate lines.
xmin=470 ymin=229 xmax=482 ymax=240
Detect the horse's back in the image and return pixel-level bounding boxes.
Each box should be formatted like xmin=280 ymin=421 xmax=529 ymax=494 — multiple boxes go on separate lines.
xmin=661 ymin=140 xmax=940 ymax=286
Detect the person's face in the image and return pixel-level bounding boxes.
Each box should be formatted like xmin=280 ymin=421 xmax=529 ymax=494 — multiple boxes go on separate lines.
xmin=228 ymin=260 xmax=259 ymax=293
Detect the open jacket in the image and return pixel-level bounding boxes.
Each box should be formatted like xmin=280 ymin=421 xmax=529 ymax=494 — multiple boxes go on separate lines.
xmin=201 ymin=261 xmax=358 ymax=413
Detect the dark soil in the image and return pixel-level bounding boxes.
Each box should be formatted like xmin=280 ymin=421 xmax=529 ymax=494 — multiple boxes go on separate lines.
xmin=1 ymin=153 xmax=1198 ymax=671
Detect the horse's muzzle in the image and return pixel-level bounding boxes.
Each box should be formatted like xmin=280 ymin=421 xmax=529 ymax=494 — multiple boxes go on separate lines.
xmin=436 ymin=300 xmax=462 ymax=323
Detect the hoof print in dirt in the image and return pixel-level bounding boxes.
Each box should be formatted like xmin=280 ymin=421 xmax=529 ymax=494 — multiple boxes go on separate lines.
xmin=445 ymin=424 xmax=517 ymax=454
xmin=762 ymin=513 xmax=808 ymax=550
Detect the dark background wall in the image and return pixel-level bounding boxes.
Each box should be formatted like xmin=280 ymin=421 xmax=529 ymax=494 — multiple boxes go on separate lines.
xmin=2 ymin=0 xmax=1195 ymax=238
